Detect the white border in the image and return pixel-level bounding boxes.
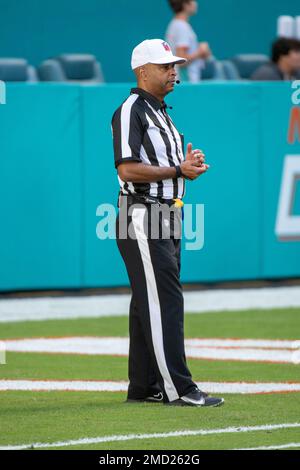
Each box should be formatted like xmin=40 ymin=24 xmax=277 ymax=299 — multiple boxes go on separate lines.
xmin=1 ymin=286 xmax=300 ymax=323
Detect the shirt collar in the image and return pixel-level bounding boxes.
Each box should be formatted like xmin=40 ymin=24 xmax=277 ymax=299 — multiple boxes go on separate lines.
xmin=130 ymin=87 xmax=168 ymax=111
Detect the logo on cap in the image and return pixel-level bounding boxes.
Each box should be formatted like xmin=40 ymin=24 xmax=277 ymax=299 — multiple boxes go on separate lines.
xmin=162 ymin=41 xmax=171 ymax=52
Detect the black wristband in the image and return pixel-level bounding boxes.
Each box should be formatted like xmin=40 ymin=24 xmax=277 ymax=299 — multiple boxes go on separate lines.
xmin=175 ymin=165 xmax=183 ymax=178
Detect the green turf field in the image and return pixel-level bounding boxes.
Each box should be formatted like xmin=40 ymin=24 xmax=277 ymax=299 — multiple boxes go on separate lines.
xmin=0 ymin=308 xmax=299 ymax=450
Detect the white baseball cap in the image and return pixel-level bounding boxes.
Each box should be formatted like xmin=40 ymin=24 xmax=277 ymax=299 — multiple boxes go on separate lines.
xmin=131 ymin=39 xmax=187 ymax=70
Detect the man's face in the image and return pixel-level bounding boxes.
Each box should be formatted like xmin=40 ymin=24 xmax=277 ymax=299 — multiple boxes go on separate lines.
xmin=142 ymin=63 xmax=177 ymax=96
xmin=287 ymin=50 xmax=300 ymax=73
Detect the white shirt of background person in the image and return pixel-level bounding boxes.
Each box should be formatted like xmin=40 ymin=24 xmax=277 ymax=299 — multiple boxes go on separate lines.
xmin=166 ymin=18 xmax=204 ymax=83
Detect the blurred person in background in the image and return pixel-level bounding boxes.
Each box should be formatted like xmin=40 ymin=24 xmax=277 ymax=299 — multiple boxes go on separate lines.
xmin=166 ymin=0 xmax=212 ymax=82
xmin=252 ymin=37 xmax=300 ymax=80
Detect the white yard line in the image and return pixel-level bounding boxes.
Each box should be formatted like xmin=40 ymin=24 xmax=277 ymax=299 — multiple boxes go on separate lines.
xmin=3 ymin=337 xmax=130 ymax=356
xmin=0 ymin=286 xmax=300 ymax=323
xmin=0 ymin=380 xmax=300 ymax=394
xmin=234 ymin=442 xmax=300 ymax=450
xmin=3 ymin=337 xmax=300 ymax=363
xmin=1 ymin=423 xmax=300 ymax=450
xmin=186 ymin=338 xmax=300 ymax=349
xmin=0 ymin=380 xmax=128 ymax=392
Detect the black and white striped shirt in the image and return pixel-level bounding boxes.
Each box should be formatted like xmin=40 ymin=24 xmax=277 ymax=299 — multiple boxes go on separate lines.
xmin=111 ymin=87 xmax=185 ymax=200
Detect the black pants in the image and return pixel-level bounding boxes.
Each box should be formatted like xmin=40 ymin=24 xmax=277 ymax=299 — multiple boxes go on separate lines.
xmin=116 ymin=197 xmax=196 ymax=403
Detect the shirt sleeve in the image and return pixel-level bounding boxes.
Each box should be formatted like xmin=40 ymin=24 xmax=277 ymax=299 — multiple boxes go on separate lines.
xmin=172 ymin=22 xmax=191 ymax=48
xmin=251 ymin=65 xmax=280 ymax=81
xmin=111 ymin=102 xmax=144 ymax=168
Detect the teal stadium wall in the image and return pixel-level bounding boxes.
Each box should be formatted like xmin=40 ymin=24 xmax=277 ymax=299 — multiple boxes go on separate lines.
xmin=0 ymin=0 xmax=300 ymax=82
xmin=0 ymin=82 xmax=300 ymax=291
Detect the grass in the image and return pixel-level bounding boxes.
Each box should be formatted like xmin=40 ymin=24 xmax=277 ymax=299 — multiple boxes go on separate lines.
xmin=0 ymin=392 xmax=300 ymax=449
xmin=0 ymin=307 xmax=299 ymax=340
xmin=1 ymin=353 xmax=299 ymax=383
xmin=0 ymin=307 xmax=299 ymax=450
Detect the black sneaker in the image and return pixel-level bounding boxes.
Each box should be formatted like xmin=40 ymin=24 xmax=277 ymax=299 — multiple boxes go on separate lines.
xmin=126 ymin=391 xmax=164 ymax=404
xmin=166 ymin=388 xmax=224 ymax=407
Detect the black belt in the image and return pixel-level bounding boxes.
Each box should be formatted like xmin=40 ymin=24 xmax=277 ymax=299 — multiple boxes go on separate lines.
xmin=118 ymin=193 xmax=177 ymax=208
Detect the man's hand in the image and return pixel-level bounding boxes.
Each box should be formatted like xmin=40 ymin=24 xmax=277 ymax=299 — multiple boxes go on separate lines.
xmin=197 ymin=42 xmax=211 ymax=59
xmin=181 ymin=143 xmax=209 ymax=180
xmin=185 ymin=142 xmax=205 ymax=163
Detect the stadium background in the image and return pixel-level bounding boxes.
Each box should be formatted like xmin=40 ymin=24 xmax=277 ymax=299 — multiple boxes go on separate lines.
xmin=0 ymin=0 xmax=299 ymax=82
xmin=0 ymin=1 xmax=300 ymax=291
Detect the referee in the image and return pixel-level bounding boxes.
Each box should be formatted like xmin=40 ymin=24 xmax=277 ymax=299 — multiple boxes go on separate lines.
xmin=111 ymin=39 xmax=224 ymax=407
